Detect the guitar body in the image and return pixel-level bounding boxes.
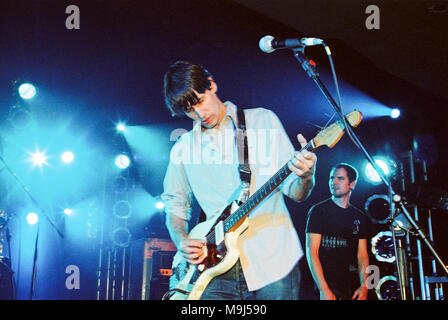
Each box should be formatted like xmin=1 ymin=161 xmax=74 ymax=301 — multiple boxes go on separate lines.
xmin=169 ymin=203 xmax=249 ymax=300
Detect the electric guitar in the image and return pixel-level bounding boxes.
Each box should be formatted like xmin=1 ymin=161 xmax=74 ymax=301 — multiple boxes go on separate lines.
xmin=165 ymin=110 xmax=363 ymax=300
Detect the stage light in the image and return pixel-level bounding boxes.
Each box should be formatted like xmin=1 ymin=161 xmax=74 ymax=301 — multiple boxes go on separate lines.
xmin=112 ymin=176 xmax=129 ymax=194
xmin=64 ymin=208 xmax=73 ymax=215
xmin=111 ymin=227 xmax=132 ymax=247
xmin=116 ymin=123 xmax=126 ymax=133
xmin=26 ymin=212 xmax=39 ymax=225
xmin=9 ymin=104 xmax=33 ymax=129
xmin=364 ymin=159 xmax=389 ymax=184
xmin=365 ymin=194 xmax=391 ymax=224
xmin=371 ymin=231 xmax=396 ymax=263
xmin=376 ymin=275 xmax=401 ymax=300
xmin=156 ymin=201 xmax=165 ymax=210
xmin=18 ymin=83 xmax=37 ymax=100
xmin=365 ymin=195 xmax=411 ymax=237
xmin=61 ymin=151 xmax=75 ymax=163
xmin=32 ymin=152 xmax=47 ymax=166
xmin=115 ymin=154 xmax=130 ymax=169
xmin=113 ymin=200 xmax=132 ymax=219
xmin=390 ymin=108 xmax=401 ymax=119
xmin=27 ymin=147 xmax=50 ymax=169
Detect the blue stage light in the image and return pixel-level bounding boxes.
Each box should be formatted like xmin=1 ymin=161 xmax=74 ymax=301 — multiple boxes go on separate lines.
xmin=18 ymin=83 xmax=37 ymax=100
xmin=116 ymin=123 xmax=126 ymax=132
xmin=390 ymin=108 xmax=400 ymax=119
xmin=365 ymin=159 xmax=390 ymax=184
xmin=115 ymin=154 xmax=130 ymax=169
xmin=61 ymin=151 xmax=75 ymax=163
xmin=64 ymin=208 xmax=73 ymax=215
xmin=26 ymin=212 xmax=39 ymax=225
xmin=155 ymin=201 xmax=165 ymax=210
xmin=27 ymin=147 xmax=50 ymax=169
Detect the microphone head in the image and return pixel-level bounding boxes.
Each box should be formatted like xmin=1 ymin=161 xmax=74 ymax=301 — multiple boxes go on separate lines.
xmin=259 ymin=35 xmax=275 ymax=53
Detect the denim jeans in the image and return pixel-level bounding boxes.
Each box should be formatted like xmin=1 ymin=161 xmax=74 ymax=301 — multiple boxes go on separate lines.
xmin=200 ymin=259 xmax=301 ymax=300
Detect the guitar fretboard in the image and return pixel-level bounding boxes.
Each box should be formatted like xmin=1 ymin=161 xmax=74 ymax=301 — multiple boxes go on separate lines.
xmin=223 ymin=140 xmax=315 ymax=232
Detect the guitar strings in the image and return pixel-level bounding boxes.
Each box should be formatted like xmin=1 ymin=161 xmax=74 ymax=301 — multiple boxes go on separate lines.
xmin=204 ymin=141 xmax=313 ymax=245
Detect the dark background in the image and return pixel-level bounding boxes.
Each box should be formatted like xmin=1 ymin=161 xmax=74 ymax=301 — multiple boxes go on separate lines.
xmin=0 ymin=0 xmax=447 ymax=300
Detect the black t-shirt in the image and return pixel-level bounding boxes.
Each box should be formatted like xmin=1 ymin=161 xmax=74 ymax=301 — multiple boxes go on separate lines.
xmin=305 ymin=198 xmax=370 ymax=297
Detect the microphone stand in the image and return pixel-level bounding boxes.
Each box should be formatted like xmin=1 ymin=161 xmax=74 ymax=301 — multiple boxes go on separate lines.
xmin=291 ymin=46 xmax=448 ymax=299
xmin=29 ymin=223 xmax=40 ymax=300
xmin=6 ymin=226 xmax=16 ymax=300
xmin=0 ymin=155 xmax=64 ymax=300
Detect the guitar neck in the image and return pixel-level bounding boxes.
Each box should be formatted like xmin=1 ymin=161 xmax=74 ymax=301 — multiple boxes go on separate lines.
xmin=223 ymin=139 xmax=316 ymax=232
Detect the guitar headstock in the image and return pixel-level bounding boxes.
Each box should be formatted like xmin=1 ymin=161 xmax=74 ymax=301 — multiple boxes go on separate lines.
xmin=313 ymin=110 xmax=362 ymax=149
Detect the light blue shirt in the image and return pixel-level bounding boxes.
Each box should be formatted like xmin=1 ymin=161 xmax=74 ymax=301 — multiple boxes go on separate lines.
xmin=162 ymin=101 xmax=303 ymax=291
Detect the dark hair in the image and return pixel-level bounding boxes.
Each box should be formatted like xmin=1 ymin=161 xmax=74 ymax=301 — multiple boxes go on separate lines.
xmin=163 ymin=61 xmax=213 ymax=117
xmin=330 ymin=163 xmax=358 ymax=183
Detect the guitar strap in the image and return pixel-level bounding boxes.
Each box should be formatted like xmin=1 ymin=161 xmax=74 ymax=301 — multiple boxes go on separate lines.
xmin=235 ymin=108 xmax=251 ymax=204
xmin=198 ymin=107 xmax=251 ymax=223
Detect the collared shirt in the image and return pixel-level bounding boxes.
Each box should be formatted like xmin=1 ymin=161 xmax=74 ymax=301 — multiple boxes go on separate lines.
xmin=162 ymin=101 xmax=303 ymax=291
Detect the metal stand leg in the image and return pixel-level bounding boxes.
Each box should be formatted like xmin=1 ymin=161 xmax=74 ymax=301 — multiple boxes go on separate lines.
xmin=420 ymin=158 xmax=445 ymax=300
xmin=413 ymin=206 xmax=427 ymax=300
xmin=426 ymin=209 xmax=445 ymax=300
xmin=394 ymin=235 xmax=410 ymax=299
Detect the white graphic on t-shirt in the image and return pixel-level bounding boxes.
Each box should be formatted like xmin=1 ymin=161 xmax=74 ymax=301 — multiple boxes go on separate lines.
xmin=321 ymin=236 xmax=347 ymax=249
xmin=353 ymin=219 xmax=360 ymax=235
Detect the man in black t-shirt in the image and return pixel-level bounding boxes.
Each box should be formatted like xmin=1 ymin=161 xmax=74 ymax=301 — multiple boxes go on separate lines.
xmin=305 ymin=163 xmax=370 ymax=300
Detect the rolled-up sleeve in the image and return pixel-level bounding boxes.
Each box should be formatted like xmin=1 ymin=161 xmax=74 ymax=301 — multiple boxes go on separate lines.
xmin=161 ymin=139 xmax=193 ymax=221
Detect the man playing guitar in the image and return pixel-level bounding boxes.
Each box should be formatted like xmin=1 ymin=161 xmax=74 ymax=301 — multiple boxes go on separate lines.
xmin=161 ymin=61 xmax=317 ymax=300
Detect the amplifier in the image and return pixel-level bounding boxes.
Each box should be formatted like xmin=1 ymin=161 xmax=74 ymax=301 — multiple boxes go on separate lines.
xmin=141 ymin=238 xmax=176 ymax=300
xmin=152 ymin=250 xmax=176 ymax=279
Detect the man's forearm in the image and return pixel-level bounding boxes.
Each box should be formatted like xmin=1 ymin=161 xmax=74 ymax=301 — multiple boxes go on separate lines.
xmin=165 ymin=214 xmax=189 ymax=249
xmin=289 ymin=175 xmax=315 ymax=202
xmin=358 ymin=255 xmax=370 ymax=287
xmin=306 ymin=252 xmax=330 ymax=291
xmin=357 ymin=239 xmax=370 ymax=287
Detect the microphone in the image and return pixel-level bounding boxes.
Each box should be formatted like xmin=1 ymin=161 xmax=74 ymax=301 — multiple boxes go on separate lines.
xmin=259 ymin=35 xmax=323 ymax=53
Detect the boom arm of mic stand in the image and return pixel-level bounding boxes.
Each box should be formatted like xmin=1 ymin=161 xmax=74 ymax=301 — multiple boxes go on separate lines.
xmin=292 ymin=48 xmax=448 ymax=278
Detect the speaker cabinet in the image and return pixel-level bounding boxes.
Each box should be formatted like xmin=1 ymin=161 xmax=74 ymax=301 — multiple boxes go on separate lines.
xmin=141 ymin=238 xmax=176 ymax=300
